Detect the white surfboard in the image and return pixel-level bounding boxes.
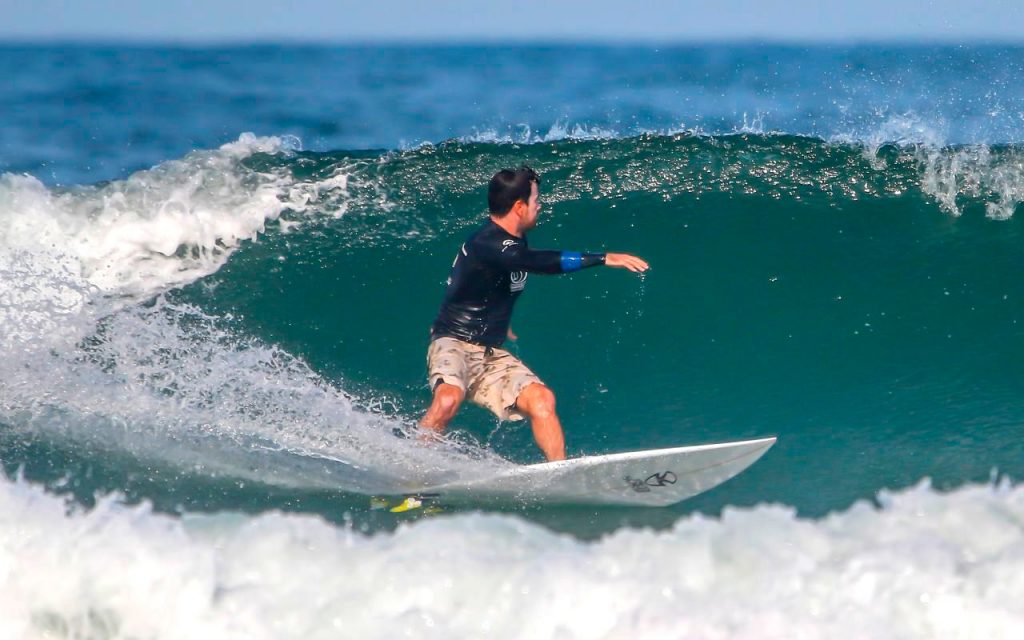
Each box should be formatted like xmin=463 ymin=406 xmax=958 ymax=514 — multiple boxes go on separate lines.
xmin=409 ymin=436 xmax=776 ymax=507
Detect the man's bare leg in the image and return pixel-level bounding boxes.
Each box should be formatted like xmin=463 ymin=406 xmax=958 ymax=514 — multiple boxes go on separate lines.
xmin=420 ymin=382 xmax=465 ymax=436
xmin=514 ymin=383 xmax=566 ymax=461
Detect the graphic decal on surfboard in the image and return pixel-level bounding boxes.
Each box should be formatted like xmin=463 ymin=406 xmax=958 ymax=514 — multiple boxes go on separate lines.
xmin=625 ymin=471 xmax=678 ymax=493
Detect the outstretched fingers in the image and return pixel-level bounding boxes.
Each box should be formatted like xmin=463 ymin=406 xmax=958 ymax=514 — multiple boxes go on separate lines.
xmin=605 ymin=252 xmax=650 ymax=273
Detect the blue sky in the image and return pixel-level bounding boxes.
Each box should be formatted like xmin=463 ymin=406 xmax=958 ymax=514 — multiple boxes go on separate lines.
xmin=4 ymin=0 xmax=1023 ymax=42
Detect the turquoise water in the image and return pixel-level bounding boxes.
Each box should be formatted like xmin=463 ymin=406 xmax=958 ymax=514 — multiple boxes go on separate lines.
xmin=3 ymin=44 xmax=1024 ymax=637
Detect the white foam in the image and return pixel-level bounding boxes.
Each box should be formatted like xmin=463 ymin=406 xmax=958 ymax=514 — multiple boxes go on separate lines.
xmin=461 ymin=120 xmax=622 ymax=145
xmin=835 ymin=114 xmax=1024 ymax=219
xmin=0 ymin=133 xmax=309 ymax=357
xmin=0 ymin=135 xmax=505 ymax=495
xmin=2 ymin=475 xmax=1022 ymax=639
xmin=0 ymin=292 xmax=505 ymax=494
xmin=0 ymin=133 xmax=306 ymax=304
xmin=864 ymin=112 xmax=949 ymax=149
xmin=917 ymin=144 xmax=1024 ymax=219
xmin=735 ymin=111 xmax=769 ymax=135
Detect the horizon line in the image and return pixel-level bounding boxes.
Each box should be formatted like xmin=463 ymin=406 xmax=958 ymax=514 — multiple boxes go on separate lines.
xmin=2 ymin=35 xmax=1024 ymax=47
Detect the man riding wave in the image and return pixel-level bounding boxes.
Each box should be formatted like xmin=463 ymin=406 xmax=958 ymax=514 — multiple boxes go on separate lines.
xmin=421 ymin=166 xmax=649 ymax=461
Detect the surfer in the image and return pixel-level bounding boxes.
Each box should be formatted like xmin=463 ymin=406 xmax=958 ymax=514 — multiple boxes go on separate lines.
xmin=421 ymin=166 xmax=649 ymax=461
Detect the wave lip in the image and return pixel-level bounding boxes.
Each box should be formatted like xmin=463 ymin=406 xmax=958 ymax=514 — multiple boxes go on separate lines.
xmin=0 ymin=134 xmax=302 ymax=303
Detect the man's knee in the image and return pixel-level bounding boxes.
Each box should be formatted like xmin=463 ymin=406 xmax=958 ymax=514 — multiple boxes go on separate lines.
xmin=433 ymin=383 xmax=465 ymax=415
xmin=518 ymin=383 xmax=556 ymax=418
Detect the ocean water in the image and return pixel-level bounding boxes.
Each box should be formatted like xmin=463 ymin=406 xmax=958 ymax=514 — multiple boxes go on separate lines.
xmin=2 ymin=43 xmax=1024 ymax=638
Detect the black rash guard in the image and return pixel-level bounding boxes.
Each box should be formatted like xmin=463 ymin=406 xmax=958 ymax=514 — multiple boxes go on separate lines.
xmin=430 ymin=219 xmax=605 ymax=347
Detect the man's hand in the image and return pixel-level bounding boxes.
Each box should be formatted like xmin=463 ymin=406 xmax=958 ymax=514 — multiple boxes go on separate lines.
xmin=605 ymin=253 xmax=650 ymax=273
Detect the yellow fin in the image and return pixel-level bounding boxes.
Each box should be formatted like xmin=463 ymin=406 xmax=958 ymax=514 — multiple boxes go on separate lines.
xmin=389 ymin=497 xmax=423 ymax=513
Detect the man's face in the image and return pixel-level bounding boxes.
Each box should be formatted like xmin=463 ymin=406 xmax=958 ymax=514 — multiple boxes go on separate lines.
xmin=520 ymin=182 xmax=541 ymax=230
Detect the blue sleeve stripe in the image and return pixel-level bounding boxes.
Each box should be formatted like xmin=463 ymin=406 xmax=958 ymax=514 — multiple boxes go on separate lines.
xmin=560 ymin=251 xmax=582 ymax=272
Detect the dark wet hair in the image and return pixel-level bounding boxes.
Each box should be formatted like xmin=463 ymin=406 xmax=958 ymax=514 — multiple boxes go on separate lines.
xmin=488 ymin=166 xmax=540 ymax=216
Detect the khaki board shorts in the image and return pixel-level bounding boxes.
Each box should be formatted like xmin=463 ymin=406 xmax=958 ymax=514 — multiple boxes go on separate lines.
xmin=427 ymin=336 xmax=542 ymax=421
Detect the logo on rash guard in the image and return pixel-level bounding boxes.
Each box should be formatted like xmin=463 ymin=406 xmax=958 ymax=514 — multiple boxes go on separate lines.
xmin=510 ymin=271 xmax=527 ymax=292
xmin=501 ymin=239 xmax=518 ymax=253
xmin=451 ymin=244 xmax=467 ymax=267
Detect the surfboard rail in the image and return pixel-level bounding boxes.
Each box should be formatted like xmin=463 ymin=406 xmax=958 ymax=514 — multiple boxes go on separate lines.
xmin=413 ymin=436 xmax=777 ymax=507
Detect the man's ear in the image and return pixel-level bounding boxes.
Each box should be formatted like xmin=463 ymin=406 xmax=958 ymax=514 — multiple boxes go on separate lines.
xmin=511 ymin=199 xmax=527 ymax=217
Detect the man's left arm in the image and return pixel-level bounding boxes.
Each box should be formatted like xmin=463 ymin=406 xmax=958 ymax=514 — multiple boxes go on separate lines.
xmin=558 ymin=251 xmax=649 ymax=273
xmin=493 ymin=241 xmax=649 ymax=275
xmin=602 ymin=252 xmax=649 ymax=273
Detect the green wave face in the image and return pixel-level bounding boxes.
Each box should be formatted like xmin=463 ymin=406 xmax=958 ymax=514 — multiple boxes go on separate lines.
xmin=191 ymin=135 xmax=1024 ymax=509
xmin=4 ymin=133 xmax=1024 ymax=526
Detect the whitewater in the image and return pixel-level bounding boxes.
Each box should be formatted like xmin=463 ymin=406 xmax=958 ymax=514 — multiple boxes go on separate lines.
xmin=3 ymin=474 xmax=1024 ymax=639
